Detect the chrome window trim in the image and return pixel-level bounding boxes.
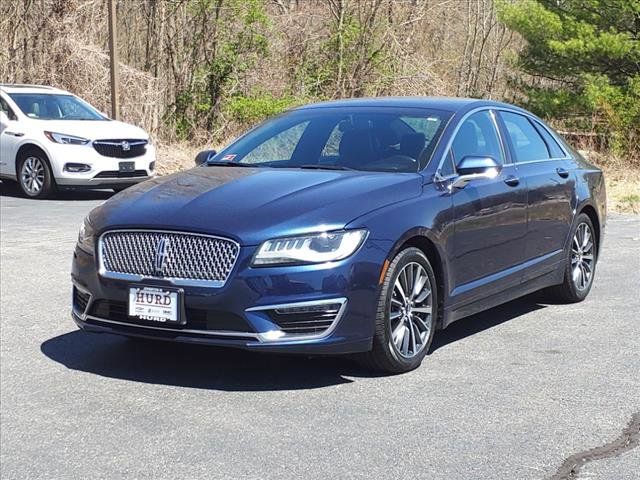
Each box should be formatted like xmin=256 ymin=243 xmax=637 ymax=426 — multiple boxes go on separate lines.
xmin=246 ymin=297 xmax=348 ymax=343
xmin=435 ymin=106 xmax=573 ymax=176
xmin=97 ymin=229 xmax=241 ymax=288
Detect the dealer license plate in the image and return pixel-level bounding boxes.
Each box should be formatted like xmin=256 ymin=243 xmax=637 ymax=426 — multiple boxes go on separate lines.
xmin=128 ymin=287 xmax=179 ymax=323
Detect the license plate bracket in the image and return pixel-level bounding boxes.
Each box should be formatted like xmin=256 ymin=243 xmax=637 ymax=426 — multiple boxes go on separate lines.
xmin=128 ymin=286 xmax=184 ymax=324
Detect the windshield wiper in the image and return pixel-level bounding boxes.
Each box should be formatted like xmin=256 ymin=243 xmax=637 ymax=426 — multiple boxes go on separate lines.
xmin=298 ymin=164 xmax=355 ymax=171
xmin=205 ymin=161 xmax=255 ymax=167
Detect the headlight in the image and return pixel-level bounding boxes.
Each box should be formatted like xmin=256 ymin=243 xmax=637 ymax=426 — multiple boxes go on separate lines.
xmin=252 ymin=230 xmax=368 ymax=266
xmin=77 ymin=216 xmax=95 ymax=254
xmin=44 ymin=131 xmax=90 ymax=145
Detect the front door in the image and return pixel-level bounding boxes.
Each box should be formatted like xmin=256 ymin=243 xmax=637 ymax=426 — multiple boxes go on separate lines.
xmin=448 ymin=110 xmax=528 ymax=303
xmin=0 ymin=95 xmax=21 ymax=177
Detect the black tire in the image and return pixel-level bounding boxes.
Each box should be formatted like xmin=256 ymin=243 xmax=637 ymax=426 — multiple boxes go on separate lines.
xmin=112 ymin=185 xmax=130 ymax=193
xmin=358 ymin=247 xmax=438 ymax=374
xmin=545 ymin=213 xmax=598 ymax=303
xmin=16 ymin=148 xmax=55 ymax=199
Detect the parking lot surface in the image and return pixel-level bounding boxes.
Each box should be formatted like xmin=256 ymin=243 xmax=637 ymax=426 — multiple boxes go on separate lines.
xmin=1 ymin=182 xmax=639 ymax=479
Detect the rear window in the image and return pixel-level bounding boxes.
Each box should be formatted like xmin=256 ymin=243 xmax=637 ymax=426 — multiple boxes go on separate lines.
xmin=500 ymin=111 xmax=550 ymax=162
xmin=532 ymin=121 xmax=567 ymax=158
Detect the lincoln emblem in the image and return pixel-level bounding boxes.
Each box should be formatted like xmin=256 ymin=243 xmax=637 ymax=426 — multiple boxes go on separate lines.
xmin=121 ymin=140 xmax=130 ymax=151
xmin=154 ymin=237 xmax=170 ymax=275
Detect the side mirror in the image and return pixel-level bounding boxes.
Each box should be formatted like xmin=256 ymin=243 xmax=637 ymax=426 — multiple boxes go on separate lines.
xmin=451 ymin=155 xmax=501 ymax=189
xmin=194 ymin=149 xmax=217 ymax=166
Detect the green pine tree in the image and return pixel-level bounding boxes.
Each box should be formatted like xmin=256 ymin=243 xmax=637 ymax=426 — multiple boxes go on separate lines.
xmin=499 ymin=0 xmax=640 ymax=161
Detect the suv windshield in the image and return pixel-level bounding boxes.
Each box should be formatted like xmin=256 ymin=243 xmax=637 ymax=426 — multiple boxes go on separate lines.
xmin=8 ymin=93 xmax=106 ymax=121
xmin=210 ymin=106 xmax=452 ymax=173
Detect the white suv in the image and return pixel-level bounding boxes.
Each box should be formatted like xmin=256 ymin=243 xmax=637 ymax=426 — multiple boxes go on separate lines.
xmin=0 ymin=84 xmax=156 ymax=198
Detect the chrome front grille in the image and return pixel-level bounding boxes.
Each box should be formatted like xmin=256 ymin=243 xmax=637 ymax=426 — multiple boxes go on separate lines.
xmin=99 ymin=230 xmax=239 ymax=286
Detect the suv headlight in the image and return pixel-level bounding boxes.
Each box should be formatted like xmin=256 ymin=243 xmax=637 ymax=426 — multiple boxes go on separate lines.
xmin=44 ymin=131 xmax=90 ymax=145
xmin=252 ymin=230 xmax=368 ymax=266
xmin=77 ymin=216 xmax=95 ymax=254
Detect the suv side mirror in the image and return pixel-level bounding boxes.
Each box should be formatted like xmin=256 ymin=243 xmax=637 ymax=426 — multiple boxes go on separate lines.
xmin=195 ymin=149 xmax=217 ymax=166
xmin=451 ymin=155 xmax=501 ymax=189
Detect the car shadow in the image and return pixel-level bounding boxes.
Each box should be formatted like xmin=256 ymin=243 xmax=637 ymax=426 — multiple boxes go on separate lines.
xmin=430 ymin=293 xmax=546 ymax=352
xmin=0 ymin=180 xmax=114 ymax=201
xmin=41 ymin=293 xmax=548 ymax=391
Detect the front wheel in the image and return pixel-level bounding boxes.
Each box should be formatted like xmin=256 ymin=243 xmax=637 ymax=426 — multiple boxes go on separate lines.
xmin=17 ymin=151 xmax=55 ymax=199
xmin=358 ymin=247 xmax=438 ymax=374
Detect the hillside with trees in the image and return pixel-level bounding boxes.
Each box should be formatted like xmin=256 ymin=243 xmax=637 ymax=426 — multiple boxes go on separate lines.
xmin=1 ymin=0 xmax=638 ymax=210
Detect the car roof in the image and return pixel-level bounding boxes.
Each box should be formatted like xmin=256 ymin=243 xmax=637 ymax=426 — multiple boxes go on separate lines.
xmin=294 ymin=96 xmax=521 ymax=114
xmin=0 ymin=84 xmax=69 ymax=95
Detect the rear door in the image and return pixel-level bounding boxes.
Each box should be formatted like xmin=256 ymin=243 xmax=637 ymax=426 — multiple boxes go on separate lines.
xmin=448 ymin=109 xmax=528 ymax=303
xmin=497 ymin=111 xmax=575 ymax=278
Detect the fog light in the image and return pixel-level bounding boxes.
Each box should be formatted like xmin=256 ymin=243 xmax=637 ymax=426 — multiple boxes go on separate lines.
xmin=149 ymin=161 xmax=155 ymax=171
xmin=64 ymin=163 xmax=91 ymax=173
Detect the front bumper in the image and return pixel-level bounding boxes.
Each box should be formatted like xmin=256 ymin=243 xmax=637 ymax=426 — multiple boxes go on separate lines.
xmin=71 ymin=239 xmax=388 ymax=355
xmin=48 ymin=142 xmax=156 ymax=187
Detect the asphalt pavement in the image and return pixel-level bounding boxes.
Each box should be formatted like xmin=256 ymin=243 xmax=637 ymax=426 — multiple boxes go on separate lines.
xmin=1 ymin=180 xmax=639 ymax=480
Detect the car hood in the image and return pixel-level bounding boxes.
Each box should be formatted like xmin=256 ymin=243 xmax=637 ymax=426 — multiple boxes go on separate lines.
xmin=91 ymin=167 xmax=422 ymax=245
xmin=32 ymin=119 xmax=148 ymax=140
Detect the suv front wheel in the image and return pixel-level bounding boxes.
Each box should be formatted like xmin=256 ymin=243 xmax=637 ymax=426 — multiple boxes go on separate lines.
xmin=17 ymin=149 xmax=55 ymax=198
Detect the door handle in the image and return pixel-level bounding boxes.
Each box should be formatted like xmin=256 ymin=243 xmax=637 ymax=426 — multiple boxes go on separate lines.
xmin=4 ymin=131 xmax=24 ymax=137
xmin=504 ymin=175 xmax=520 ymax=187
xmin=556 ymin=167 xmax=569 ymax=178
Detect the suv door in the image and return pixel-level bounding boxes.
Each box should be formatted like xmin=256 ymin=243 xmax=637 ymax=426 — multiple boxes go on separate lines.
xmin=0 ymin=94 xmax=22 ymax=177
xmin=497 ymin=111 xmax=575 ymax=279
xmin=448 ymin=109 xmax=528 ymax=304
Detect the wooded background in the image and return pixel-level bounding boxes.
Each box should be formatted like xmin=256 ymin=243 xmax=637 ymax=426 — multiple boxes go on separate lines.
xmin=1 ymin=0 xmax=638 ymax=168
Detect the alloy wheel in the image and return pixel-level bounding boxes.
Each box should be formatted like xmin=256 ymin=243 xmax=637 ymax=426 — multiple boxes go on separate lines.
xmin=20 ymin=156 xmax=45 ymax=195
xmin=571 ymin=222 xmax=595 ymax=291
xmin=389 ymin=261 xmax=433 ymax=358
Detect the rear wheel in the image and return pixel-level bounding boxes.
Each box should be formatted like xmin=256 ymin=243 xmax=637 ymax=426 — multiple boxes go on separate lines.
xmin=546 ymin=213 xmax=597 ymax=303
xmin=358 ymin=247 xmax=437 ymax=374
xmin=17 ymin=150 xmax=55 ymax=198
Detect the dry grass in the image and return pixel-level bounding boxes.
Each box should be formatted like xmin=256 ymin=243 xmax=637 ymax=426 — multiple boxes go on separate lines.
xmin=581 ymin=151 xmax=640 ymax=214
xmin=156 ymin=145 xmax=639 ymax=214
xmin=603 ymin=170 xmax=640 ymax=214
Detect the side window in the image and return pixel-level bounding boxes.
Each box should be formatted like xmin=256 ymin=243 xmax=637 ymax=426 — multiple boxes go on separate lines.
xmin=0 ymin=96 xmax=17 ymax=121
xmin=242 ymin=121 xmax=309 ymax=164
xmin=449 ymin=110 xmax=504 ymax=166
xmin=533 ymin=121 xmax=566 ymax=158
xmin=500 ymin=112 xmax=550 ymax=162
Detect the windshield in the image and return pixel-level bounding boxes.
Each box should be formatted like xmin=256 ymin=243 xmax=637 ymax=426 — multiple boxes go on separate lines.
xmin=210 ymin=106 xmax=452 ymax=173
xmin=8 ymin=93 xmax=107 ymax=121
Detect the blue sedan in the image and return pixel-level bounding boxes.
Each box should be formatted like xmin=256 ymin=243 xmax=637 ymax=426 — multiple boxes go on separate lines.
xmin=71 ymin=97 xmax=606 ymax=373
